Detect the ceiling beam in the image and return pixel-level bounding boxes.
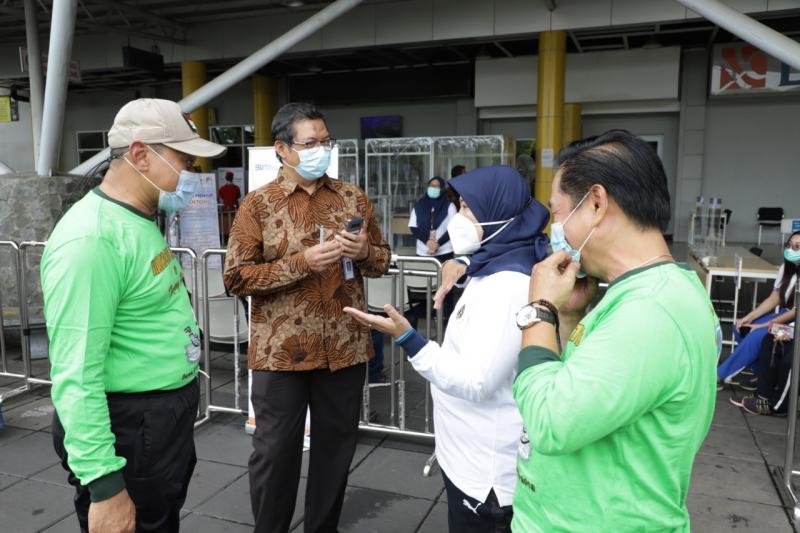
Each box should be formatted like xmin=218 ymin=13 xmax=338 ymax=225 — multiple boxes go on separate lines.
xmin=88 ymin=0 xmax=186 ymax=31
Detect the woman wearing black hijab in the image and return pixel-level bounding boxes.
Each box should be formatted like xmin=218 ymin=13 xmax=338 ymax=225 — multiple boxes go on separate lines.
xmin=408 ymin=176 xmax=458 ymax=262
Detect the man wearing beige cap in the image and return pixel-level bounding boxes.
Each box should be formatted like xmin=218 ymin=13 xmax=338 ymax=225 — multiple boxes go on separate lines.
xmin=41 ymin=99 xmax=226 ymax=533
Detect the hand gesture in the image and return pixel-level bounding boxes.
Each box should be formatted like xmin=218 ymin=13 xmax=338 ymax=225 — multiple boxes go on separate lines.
xmin=304 ymin=241 xmax=343 ymax=273
xmin=434 ymin=260 xmax=467 ymax=310
xmin=335 ymin=227 xmax=369 ymax=261
xmin=426 ymin=240 xmax=439 ymax=254
xmin=528 ymin=251 xmax=580 ymax=309
xmin=88 ymin=489 xmax=135 ymax=533
xmin=343 ymin=304 xmax=412 ymax=339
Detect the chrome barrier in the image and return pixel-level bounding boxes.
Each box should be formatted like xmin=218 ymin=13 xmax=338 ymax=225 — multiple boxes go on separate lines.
xmin=360 ymin=255 xmax=444 ymax=475
xmin=195 ymin=248 xmax=247 ymax=428
xmin=771 ymin=282 xmax=800 ymax=524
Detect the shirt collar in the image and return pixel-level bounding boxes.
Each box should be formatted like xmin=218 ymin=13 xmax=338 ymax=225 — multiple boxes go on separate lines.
xmin=276 ymin=167 xmax=336 ymax=196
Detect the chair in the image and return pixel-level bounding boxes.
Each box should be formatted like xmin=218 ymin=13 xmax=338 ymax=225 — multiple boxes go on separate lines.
xmin=757 ymin=207 xmax=784 ymax=245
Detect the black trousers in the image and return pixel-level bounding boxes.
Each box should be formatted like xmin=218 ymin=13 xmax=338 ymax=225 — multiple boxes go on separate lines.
xmin=442 ymin=471 xmax=513 ymax=533
xmin=249 ymin=363 xmax=365 ymax=533
xmin=756 ymin=336 xmax=795 ymax=413
xmin=52 ymin=379 xmax=199 ymax=533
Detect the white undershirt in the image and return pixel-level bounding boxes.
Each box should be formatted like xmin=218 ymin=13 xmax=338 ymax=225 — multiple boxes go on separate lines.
xmin=408 ymin=203 xmax=457 ymax=257
xmin=408 ymin=270 xmax=529 ymax=507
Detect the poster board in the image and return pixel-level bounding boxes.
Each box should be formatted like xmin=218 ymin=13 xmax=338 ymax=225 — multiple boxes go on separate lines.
xmin=244 ymin=147 xmax=338 ymax=443
xmin=247 ymin=146 xmax=339 ymax=190
xmin=179 ymin=172 xmax=221 ymax=270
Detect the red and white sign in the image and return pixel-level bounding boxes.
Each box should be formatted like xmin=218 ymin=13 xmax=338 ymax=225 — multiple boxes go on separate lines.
xmin=711 ymin=42 xmax=800 ymax=96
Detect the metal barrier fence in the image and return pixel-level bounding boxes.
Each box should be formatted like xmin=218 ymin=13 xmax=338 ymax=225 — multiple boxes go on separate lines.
xmin=195 ymin=248 xmax=248 ymax=428
xmin=772 ymin=282 xmax=800 ymax=524
xmin=0 ymin=242 xmax=447 ymax=474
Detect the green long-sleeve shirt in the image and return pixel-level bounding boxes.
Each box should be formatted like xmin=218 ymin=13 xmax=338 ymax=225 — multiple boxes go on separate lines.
xmin=513 ymin=262 xmax=720 ymax=532
xmin=41 ymin=189 xmax=200 ymax=501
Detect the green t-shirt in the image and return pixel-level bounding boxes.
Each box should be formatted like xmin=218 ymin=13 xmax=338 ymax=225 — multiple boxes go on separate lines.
xmin=41 ymin=189 xmax=200 ymax=491
xmin=513 ymin=262 xmax=720 ymax=532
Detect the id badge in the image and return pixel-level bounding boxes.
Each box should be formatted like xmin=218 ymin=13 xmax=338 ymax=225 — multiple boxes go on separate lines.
xmin=342 ymin=257 xmax=355 ymax=280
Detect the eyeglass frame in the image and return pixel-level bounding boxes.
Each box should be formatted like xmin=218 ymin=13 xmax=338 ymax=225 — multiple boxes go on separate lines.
xmin=290 ymin=138 xmax=337 ymax=150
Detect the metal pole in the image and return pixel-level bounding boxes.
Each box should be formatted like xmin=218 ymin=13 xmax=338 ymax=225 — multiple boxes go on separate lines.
xmin=0 ymin=160 xmax=13 ymax=175
xmin=675 ymin=0 xmax=800 ymax=72
xmin=24 ymin=0 xmax=44 ymax=166
xmin=782 ymin=283 xmax=800 ymax=488
xmin=37 ymin=0 xmax=78 ymax=176
xmin=71 ymin=0 xmax=364 ymax=175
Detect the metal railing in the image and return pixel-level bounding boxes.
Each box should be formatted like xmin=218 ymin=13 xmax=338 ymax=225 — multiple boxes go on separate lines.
xmin=195 ymin=248 xmax=248 ymax=427
xmin=360 ymin=255 xmax=444 ymax=475
xmin=772 ymin=282 xmax=800 ymax=524
xmin=0 ymin=241 xmax=50 ymax=407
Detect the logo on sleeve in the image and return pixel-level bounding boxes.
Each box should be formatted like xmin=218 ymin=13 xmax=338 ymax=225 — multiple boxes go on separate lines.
xmin=184 ymin=327 xmax=201 ymax=363
xmin=568 ymin=323 xmax=585 ymax=346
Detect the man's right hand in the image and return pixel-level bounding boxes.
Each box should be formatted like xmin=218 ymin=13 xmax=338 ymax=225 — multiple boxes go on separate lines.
xmin=304 ymin=241 xmax=343 ymax=273
xmin=736 ymin=315 xmax=753 ymax=331
xmin=433 ymin=260 xmax=467 ymax=310
xmin=88 ymin=489 xmax=135 ymax=533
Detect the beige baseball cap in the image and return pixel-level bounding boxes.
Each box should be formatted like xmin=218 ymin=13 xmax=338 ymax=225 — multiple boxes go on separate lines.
xmin=107 ymin=98 xmax=226 ymax=158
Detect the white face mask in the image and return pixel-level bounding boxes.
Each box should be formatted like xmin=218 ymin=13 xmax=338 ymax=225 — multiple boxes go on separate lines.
xmin=124 ymin=146 xmax=200 ymax=212
xmin=447 ymin=212 xmax=513 ymax=255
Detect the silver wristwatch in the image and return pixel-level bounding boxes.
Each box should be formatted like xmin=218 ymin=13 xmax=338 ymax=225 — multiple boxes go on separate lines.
xmin=515 ymin=303 xmax=557 ymax=330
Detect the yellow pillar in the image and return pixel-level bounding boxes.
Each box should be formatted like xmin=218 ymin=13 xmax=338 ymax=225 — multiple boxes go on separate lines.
xmin=181 ymin=61 xmax=211 ymax=171
xmin=253 ymin=75 xmax=278 ymax=147
xmin=535 ymin=30 xmax=566 ymax=225
xmin=562 ymin=103 xmax=582 ymax=146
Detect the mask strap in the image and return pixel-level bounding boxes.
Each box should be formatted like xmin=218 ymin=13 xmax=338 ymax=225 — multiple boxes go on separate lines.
xmin=563 ymin=190 xmax=592 ymax=225
xmin=478 ymin=217 xmax=514 ymax=246
xmin=576 ymin=227 xmax=596 ymax=254
xmin=147 ymin=145 xmax=181 ymax=177
xmin=123 ymin=155 xmax=166 ymax=194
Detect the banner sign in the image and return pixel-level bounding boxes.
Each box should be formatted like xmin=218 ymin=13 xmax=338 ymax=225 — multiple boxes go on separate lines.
xmin=711 ymin=42 xmax=800 ymax=96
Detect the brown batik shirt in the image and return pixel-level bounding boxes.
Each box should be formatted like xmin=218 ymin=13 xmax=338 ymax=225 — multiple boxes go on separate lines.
xmin=223 ymin=170 xmax=390 ymax=372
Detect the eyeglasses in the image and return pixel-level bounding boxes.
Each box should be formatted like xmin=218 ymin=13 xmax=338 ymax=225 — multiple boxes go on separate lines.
xmin=291 ymin=138 xmax=336 ymax=150
xmin=785 ymin=241 xmax=800 ymax=252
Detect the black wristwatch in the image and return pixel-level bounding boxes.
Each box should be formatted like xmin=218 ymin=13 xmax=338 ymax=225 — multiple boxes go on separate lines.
xmin=515 ymin=303 xmax=557 ymax=330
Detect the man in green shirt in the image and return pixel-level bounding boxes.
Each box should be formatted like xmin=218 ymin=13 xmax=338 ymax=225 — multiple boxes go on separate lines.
xmin=512 ymin=130 xmax=720 ymax=532
xmin=41 ymin=99 xmax=225 ymax=533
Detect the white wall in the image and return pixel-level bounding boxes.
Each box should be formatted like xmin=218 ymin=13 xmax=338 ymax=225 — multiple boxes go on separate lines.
xmin=702 ymin=97 xmax=800 ymax=243
xmin=480 ymin=113 xmax=680 ymax=235
xmin=0 ymin=99 xmax=35 ymax=172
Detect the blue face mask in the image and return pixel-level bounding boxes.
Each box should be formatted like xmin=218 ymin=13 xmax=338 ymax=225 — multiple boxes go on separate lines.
xmin=427 ymin=186 xmax=441 ymax=199
xmin=288 ymin=145 xmax=332 ymax=180
xmin=550 ymin=191 xmax=596 ymax=278
xmin=785 ymin=247 xmax=800 ymax=265
xmin=124 ymin=147 xmax=199 ymax=212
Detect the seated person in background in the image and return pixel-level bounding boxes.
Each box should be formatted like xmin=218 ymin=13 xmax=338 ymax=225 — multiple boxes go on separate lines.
xmin=731 ymin=326 xmax=796 ymax=416
xmin=345 ymin=166 xmax=550 ymax=533
xmin=718 ymin=231 xmax=800 ymax=389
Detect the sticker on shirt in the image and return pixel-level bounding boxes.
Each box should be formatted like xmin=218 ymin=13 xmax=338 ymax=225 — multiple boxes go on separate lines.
xmin=568 ymin=323 xmax=586 ymax=346
xmin=455 ymin=304 xmax=466 ymax=321
xmin=184 ymin=327 xmax=201 ymax=363
xmin=518 ymin=426 xmax=531 ymax=462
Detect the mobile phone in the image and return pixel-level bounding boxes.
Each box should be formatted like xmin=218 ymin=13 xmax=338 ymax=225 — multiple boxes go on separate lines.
xmin=771 ymin=323 xmax=794 ymax=340
xmin=345 ymin=216 xmax=364 ymax=234
xmin=342 ymin=216 xmax=364 ymax=281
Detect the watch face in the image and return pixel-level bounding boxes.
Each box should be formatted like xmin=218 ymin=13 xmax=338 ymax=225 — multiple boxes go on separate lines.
xmin=516 ymin=305 xmax=538 ymax=328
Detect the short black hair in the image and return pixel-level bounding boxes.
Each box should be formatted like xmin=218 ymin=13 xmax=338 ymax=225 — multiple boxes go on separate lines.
xmin=451 ymin=165 xmax=466 ymax=178
xmin=555 ymin=129 xmax=670 ymax=232
xmin=272 ymin=102 xmax=326 ymax=163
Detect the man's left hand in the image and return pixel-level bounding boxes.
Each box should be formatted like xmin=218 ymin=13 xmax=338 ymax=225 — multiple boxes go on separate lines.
xmin=528 ymin=250 xmax=581 ymax=309
xmin=336 ymin=227 xmax=369 ymax=261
